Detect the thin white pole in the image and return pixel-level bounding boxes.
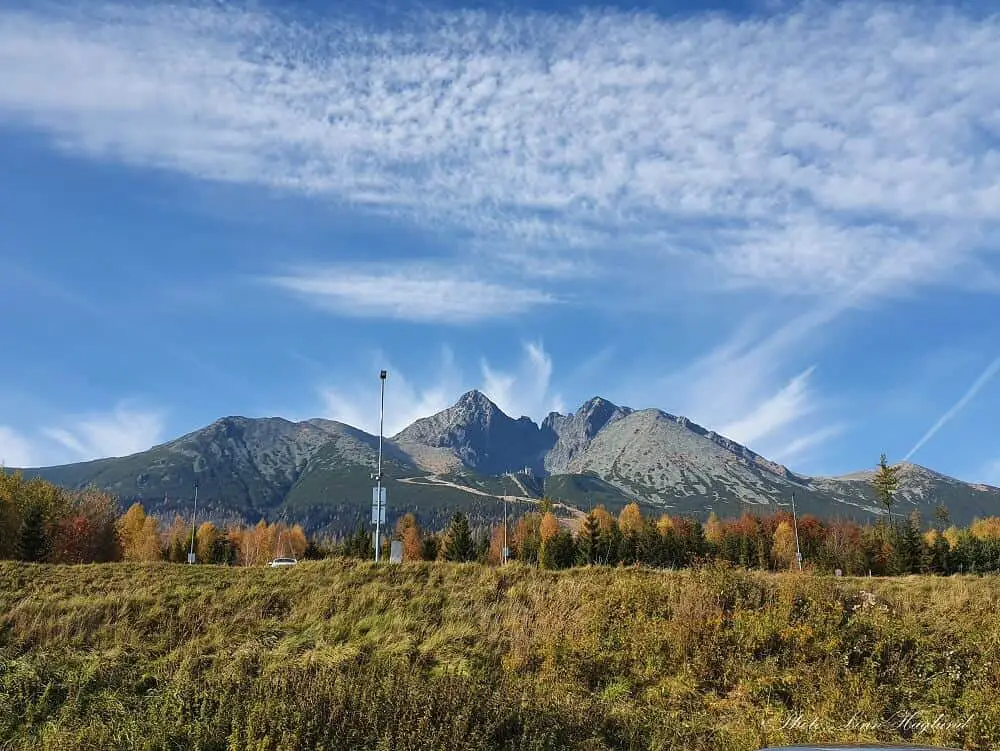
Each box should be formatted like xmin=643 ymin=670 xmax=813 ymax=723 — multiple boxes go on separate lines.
xmin=791 ymin=491 xmax=802 ymax=571
xmin=188 ymin=482 xmax=199 ymax=564
xmin=375 ymin=370 xmax=386 ymax=562
xmin=503 ymin=497 xmax=508 ymax=564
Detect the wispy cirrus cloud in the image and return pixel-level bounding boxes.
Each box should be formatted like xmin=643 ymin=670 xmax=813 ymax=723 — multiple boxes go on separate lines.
xmin=5 ymin=1 xmax=1000 ymax=470
xmin=267 ymin=264 xmax=556 ymax=323
xmin=0 ymin=2 xmax=998 ymax=298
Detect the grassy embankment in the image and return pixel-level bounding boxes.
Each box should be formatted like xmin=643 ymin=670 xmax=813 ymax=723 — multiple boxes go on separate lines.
xmin=1 ymin=560 xmax=999 ymax=750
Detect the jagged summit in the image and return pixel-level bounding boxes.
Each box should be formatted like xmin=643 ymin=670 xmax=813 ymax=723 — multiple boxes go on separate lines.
xmin=13 ymin=394 xmax=1000 ymax=532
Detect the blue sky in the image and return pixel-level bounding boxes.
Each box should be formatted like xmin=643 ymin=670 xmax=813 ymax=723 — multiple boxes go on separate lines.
xmin=0 ymin=0 xmax=999 ymax=484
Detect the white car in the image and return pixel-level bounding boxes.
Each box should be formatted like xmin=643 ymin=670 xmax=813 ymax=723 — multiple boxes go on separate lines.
xmin=268 ymin=557 xmax=298 ymax=568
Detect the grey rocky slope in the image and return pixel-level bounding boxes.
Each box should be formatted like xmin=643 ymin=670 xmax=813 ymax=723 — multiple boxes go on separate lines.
xmin=12 ymin=391 xmax=1000 ymax=529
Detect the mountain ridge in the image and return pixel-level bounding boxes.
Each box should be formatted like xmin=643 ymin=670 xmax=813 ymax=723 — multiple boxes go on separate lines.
xmin=10 ymin=391 xmax=1000 ymax=532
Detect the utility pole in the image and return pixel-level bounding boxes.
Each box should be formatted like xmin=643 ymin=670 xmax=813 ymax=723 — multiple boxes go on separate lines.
xmin=503 ymin=496 xmax=508 ymax=564
xmin=188 ymin=481 xmax=199 ymax=564
xmin=791 ymin=491 xmax=802 ymax=572
xmin=373 ymin=370 xmax=387 ymax=562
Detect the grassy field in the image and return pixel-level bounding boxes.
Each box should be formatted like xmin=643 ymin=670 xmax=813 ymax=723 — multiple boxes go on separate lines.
xmin=1 ymin=561 xmax=998 ymax=750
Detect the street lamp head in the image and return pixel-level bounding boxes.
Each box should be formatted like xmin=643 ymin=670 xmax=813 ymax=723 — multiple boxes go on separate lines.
xmin=380 ymin=369 xmax=387 ymax=380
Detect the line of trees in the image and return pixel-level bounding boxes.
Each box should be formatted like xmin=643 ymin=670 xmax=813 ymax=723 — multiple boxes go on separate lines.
xmin=1 ymin=471 xmax=315 ymax=566
xmin=341 ymin=497 xmax=1000 ymax=577
xmin=6 ymin=468 xmax=1000 ymax=575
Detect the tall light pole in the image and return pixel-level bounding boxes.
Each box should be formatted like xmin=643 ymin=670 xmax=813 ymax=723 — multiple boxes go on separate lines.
xmin=188 ymin=481 xmax=199 ymax=564
xmin=373 ymin=370 xmax=387 ymax=562
xmin=503 ymin=496 xmax=508 ymax=564
xmin=791 ymin=491 xmax=803 ymax=572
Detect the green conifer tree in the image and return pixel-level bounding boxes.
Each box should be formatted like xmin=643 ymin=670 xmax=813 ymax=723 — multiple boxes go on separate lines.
xmin=16 ymin=503 xmax=50 ymax=562
xmin=443 ymin=512 xmax=475 ymax=562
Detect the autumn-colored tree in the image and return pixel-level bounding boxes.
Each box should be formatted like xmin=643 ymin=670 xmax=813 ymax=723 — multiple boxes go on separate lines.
xmin=592 ymin=505 xmax=616 ymax=535
xmin=540 ymin=512 xmax=560 ymax=543
xmin=239 ymin=520 xmax=276 ymax=566
xmin=656 ymin=514 xmax=674 ymax=536
xmin=51 ymin=515 xmax=94 ymax=564
xmin=1 ymin=471 xmax=67 ymax=561
xmin=970 ymin=517 xmax=1000 ymax=541
xmin=705 ymin=512 xmax=724 ymax=545
xmin=195 ymin=522 xmax=219 ymax=563
xmin=279 ymin=524 xmax=308 ymax=559
xmin=943 ymin=525 xmax=961 ymax=549
xmin=49 ymin=487 xmax=119 ymax=564
xmin=395 ymin=513 xmax=423 ymax=561
xmin=163 ymin=514 xmax=190 ymax=563
xmin=513 ymin=512 xmax=542 ymax=564
xmin=486 ymin=524 xmax=507 ymax=565
xmin=772 ymin=520 xmax=797 ymax=570
xmin=618 ymin=502 xmax=644 ymax=537
xmin=117 ymin=503 xmax=148 ymax=558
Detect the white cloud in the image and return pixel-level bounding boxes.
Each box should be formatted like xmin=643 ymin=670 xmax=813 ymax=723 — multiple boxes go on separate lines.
xmin=904 ymin=356 xmax=1000 ymax=462
xmin=317 ymin=341 xmax=563 ymax=433
xmin=771 ymin=424 xmax=847 ymax=465
xmin=0 ymin=3 xmax=998 ymax=296
xmin=40 ymin=403 xmax=165 ymax=462
xmin=267 ymin=265 xmax=555 ymax=323
xmin=481 ymin=341 xmax=564 ymax=420
xmin=719 ymin=366 xmax=817 ymax=447
xmin=0 ymin=426 xmax=35 ymax=468
xmin=320 ymin=347 xmax=464 ymax=435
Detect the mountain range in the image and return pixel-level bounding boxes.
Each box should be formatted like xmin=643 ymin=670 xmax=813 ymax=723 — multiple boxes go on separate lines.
xmin=11 ymin=390 xmax=1000 ymax=533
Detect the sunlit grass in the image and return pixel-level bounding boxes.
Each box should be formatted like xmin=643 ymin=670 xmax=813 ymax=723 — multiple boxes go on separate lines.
xmin=1 ymin=560 xmax=998 ymax=750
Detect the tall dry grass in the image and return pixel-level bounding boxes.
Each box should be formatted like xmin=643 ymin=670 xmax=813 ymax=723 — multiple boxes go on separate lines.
xmin=1 ymin=560 xmax=998 ymax=750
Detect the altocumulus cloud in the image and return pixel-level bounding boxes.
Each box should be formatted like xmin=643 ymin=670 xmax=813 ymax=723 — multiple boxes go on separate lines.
xmin=0 ymin=2 xmax=998 ymax=301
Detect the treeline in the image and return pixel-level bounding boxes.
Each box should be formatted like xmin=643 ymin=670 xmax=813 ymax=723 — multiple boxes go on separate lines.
xmin=0 ymin=471 xmax=315 ymax=565
xmin=6 ymin=469 xmax=1000 ymax=575
xmin=363 ymin=501 xmax=1000 ymax=576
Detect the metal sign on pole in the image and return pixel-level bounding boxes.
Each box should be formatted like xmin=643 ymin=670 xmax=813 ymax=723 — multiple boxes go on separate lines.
xmin=371 ymin=487 xmax=386 ymax=525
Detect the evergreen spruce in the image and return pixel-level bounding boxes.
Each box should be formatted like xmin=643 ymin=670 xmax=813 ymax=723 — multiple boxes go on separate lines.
xmin=16 ymin=504 xmax=50 ymax=562
xmin=443 ymin=512 xmax=475 ymax=562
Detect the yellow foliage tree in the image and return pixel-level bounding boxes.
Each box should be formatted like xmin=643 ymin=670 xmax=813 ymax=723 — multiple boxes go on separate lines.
xmin=772 ymin=520 xmax=797 ymax=570
xmin=656 ymin=514 xmax=674 ymax=535
xmin=705 ymin=512 xmax=724 ymax=545
xmin=540 ymin=512 xmax=560 ymax=543
xmin=592 ymin=505 xmax=616 ymax=535
xmin=195 ymin=521 xmax=219 ymax=563
xmin=135 ymin=516 xmax=164 ymax=562
xmin=943 ymin=525 xmax=961 ymax=549
xmin=970 ymin=517 xmax=1000 ymax=541
xmin=117 ymin=503 xmax=148 ymax=559
xmin=618 ymin=502 xmax=644 ymax=536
